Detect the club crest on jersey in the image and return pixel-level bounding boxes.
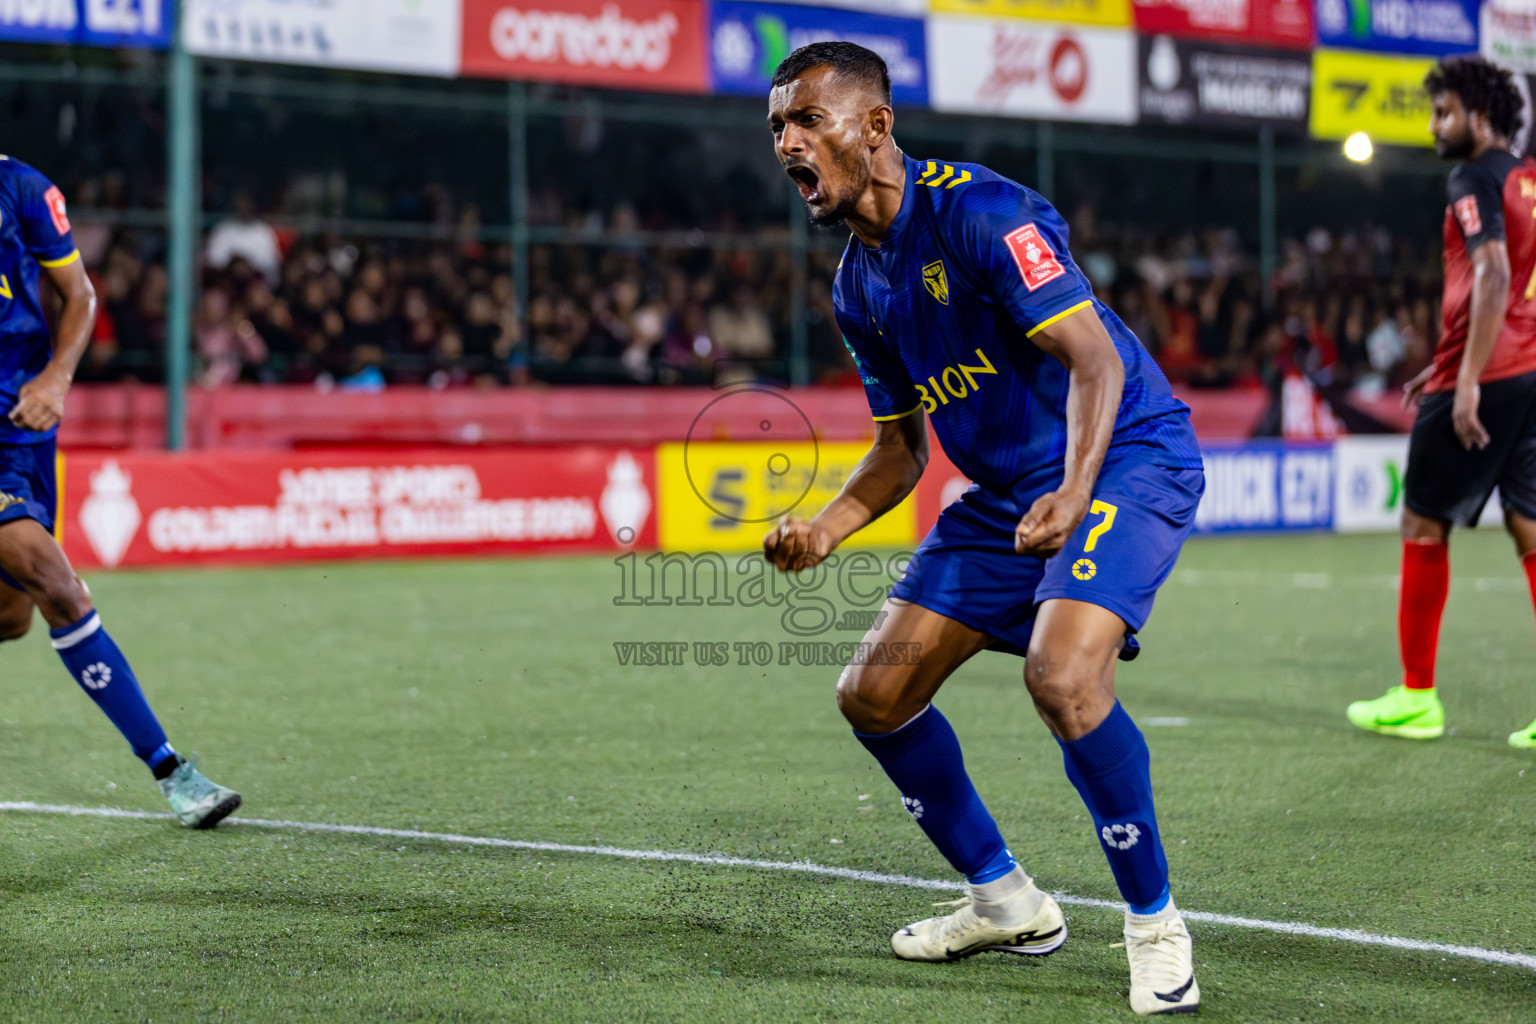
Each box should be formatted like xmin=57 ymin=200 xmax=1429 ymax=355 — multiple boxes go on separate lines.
xmin=922 ymin=260 xmax=949 ymax=305
xmin=1004 ymin=224 xmax=1066 ymax=292
xmin=1453 ymin=195 xmax=1482 ymax=236
xmin=44 ymin=185 xmax=70 ymax=236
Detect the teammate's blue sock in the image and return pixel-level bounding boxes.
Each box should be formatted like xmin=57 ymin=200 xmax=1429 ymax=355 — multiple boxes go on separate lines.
xmin=50 ymin=611 xmax=176 ymax=773
xmin=1057 ymin=701 xmax=1170 ymax=914
xmin=856 ymin=705 xmax=1017 ymax=883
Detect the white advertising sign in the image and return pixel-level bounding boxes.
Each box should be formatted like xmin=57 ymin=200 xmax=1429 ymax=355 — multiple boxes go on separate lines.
xmin=1332 ymin=434 xmax=1503 ymax=532
xmin=1483 ymin=0 xmax=1536 ymax=74
xmin=184 ymin=0 xmax=462 ymax=77
xmin=927 ymin=16 xmax=1137 ymax=124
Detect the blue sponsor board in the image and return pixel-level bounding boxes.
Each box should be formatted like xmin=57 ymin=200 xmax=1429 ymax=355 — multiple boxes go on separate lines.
xmin=0 ymin=0 xmax=171 ymax=50
xmin=709 ymin=1 xmax=927 ymax=106
xmin=1193 ymin=441 xmax=1334 ymax=534
xmin=1315 ymin=0 xmax=1478 ymax=57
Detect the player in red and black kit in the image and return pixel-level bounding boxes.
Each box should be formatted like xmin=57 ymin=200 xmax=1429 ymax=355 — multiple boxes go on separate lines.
xmin=1347 ymin=56 xmax=1536 ymax=749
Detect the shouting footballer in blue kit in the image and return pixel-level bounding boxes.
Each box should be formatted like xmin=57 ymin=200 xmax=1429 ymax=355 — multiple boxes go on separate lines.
xmin=761 ymin=44 xmax=1205 ymax=1015
xmin=0 ymin=156 xmax=240 ymax=827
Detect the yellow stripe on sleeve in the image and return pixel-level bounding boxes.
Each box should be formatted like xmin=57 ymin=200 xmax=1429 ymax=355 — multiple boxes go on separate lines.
xmin=38 ymin=249 xmax=81 ymax=268
xmin=871 ymin=402 xmax=923 ymax=423
xmin=1025 ymin=299 xmax=1094 ymax=338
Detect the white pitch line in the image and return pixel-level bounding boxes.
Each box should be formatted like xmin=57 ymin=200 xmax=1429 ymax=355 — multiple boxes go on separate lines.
xmin=3 ymin=800 xmax=1533 ymax=972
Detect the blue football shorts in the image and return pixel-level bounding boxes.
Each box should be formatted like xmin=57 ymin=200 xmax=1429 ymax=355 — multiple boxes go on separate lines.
xmin=0 ymin=438 xmax=58 ymax=591
xmin=890 ymin=452 xmax=1204 ymax=659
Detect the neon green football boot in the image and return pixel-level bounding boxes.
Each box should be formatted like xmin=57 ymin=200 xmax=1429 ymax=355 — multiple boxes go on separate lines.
xmin=158 ymin=755 xmax=242 ymax=828
xmin=1509 ymin=718 xmax=1536 ymax=750
xmin=1346 ymin=685 xmax=1445 ymax=740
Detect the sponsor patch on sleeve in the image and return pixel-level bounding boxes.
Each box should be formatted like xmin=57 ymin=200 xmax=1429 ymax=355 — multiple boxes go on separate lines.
xmin=1004 ymin=224 xmax=1067 ymax=292
xmin=1453 ymin=194 xmax=1482 ymax=237
xmin=44 ymin=185 xmax=70 ymax=236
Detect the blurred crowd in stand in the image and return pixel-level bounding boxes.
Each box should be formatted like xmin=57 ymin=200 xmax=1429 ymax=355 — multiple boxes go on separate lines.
xmin=71 ymin=197 xmax=1443 ymax=397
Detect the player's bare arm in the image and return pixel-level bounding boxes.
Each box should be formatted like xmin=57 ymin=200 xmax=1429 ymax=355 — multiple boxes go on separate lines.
xmin=763 ymin=412 xmax=927 ymax=572
xmin=1015 ymin=305 xmax=1125 ymax=557
xmin=7 ymin=257 xmax=95 ymax=434
xmin=1454 ymin=238 xmax=1512 ymax=450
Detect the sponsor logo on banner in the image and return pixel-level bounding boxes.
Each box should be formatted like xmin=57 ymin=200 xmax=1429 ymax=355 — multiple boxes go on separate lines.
xmin=928 ymin=17 xmax=1136 ymax=124
xmin=710 ymin=2 xmax=927 ymax=106
xmin=184 ymin=0 xmax=462 ymax=77
xmin=657 ymin=442 xmax=915 ymax=552
xmin=60 ymin=448 xmax=657 ymax=569
xmin=1132 ymin=0 xmax=1312 ymax=49
xmin=1332 ymin=435 xmax=1506 ymax=531
xmin=1139 ymin=35 xmax=1310 ymax=129
xmin=1484 ymin=2 xmax=1536 ymax=74
xmin=1194 ymin=443 xmax=1333 ymax=533
xmin=1310 ymin=48 xmax=1436 ymax=147
xmin=930 ymin=0 xmax=1132 ymax=30
xmin=0 ymin=0 xmax=169 ymax=49
xmin=79 ymin=460 xmax=142 ymax=568
xmin=1315 ymin=0 xmax=1478 ymax=56
xmin=461 ymin=0 xmax=708 ymax=93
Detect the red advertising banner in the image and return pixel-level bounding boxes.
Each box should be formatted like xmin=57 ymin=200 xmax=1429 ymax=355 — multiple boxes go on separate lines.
xmin=1131 ymin=0 xmax=1313 ymax=50
xmin=60 ymin=447 xmax=657 ymax=570
xmin=460 ymin=0 xmax=708 ymax=92
xmin=913 ymin=443 xmax=972 ymax=538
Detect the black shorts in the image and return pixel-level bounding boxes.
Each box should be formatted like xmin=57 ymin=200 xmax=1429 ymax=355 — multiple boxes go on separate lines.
xmin=1404 ymin=370 xmax=1536 ymax=527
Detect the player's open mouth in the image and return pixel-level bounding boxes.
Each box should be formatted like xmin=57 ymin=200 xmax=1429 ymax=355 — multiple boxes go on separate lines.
xmin=786 ymin=164 xmax=821 ymax=203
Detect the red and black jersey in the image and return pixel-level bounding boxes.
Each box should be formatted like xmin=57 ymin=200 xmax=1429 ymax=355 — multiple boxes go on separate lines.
xmin=1431 ymin=149 xmax=1536 ymax=394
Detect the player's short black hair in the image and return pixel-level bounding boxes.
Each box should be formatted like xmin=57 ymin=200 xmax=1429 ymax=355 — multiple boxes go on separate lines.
xmin=771 ymin=41 xmax=891 ymax=105
xmin=1425 ymin=55 xmax=1524 ymax=140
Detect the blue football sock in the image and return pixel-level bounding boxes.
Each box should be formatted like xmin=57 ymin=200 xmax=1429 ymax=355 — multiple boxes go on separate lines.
xmin=51 ymin=611 xmax=175 ymax=772
xmin=1057 ymin=701 xmax=1170 ymax=914
xmin=856 ymin=705 xmax=1017 ymax=884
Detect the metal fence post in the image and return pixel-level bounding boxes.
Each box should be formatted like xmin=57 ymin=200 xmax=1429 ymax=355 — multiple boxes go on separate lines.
xmin=1035 ymin=121 xmax=1056 ymax=200
xmin=508 ymin=82 xmax=530 ymax=334
xmin=1259 ymin=125 xmax=1277 ymax=310
xmin=164 ymin=32 xmax=198 ymax=450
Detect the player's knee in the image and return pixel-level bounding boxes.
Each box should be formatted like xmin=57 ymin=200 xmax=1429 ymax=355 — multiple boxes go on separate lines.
xmin=1023 ymin=640 xmax=1099 ymax=715
xmin=13 ymin=559 xmax=91 ymax=624
xmin=1400 ymin=507 xmax=1448 ymax=543
xmin=835 ymin=663 xmax=910 ymax=733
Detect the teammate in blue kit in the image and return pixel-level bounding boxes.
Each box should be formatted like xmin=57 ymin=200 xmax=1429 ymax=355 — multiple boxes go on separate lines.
xmin=0 ymin=156 xmax=240 ymax=828
xmin=761 ymin=45 xmax=1204 ymax=1015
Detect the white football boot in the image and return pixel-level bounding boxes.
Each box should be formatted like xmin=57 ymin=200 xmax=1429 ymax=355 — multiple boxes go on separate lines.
xmin=892 ymin=871 xmax=1066 ymax=961
xmin=1124 ymin=900 xmax=1200 ymax=1015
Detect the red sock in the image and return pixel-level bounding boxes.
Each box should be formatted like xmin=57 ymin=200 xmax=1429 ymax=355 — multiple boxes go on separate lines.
xmin=1399 ymin=540 xmax=1449 ymax=690
xmin=1523 ymin=551 xmax=1536 ymax=628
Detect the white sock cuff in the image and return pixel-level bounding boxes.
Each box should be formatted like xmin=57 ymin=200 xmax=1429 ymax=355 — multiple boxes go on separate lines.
xmin=51 ymin=612 xmax=102 ymax=651
xmin=1126 ymin=896 xmax=1179 ymax=925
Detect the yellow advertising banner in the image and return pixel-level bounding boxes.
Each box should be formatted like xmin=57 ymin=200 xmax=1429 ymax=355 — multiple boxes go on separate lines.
xmin=1310 ymin=49 xmax=1436 ymax=147
xmin=657 ymin=442 xmax=918 ymax=552
xmin=929 ymin=0 xmax=1132 ymax=29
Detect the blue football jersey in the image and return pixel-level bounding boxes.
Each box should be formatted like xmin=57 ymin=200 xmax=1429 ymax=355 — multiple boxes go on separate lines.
xmin=834 ymin=155 xmax=1201 ymax=504
xmin=0 ymin=156 xmax=79 ymax=445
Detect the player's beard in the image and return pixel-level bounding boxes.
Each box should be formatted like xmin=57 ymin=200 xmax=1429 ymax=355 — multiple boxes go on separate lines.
xmin=805 ymin=153 xmax=870 ymax=228
xmin=1435 ymin=125 xmax=1475 ymax=160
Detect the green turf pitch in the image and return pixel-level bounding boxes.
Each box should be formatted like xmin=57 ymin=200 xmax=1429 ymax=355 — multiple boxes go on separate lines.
xmin=1 ymin=531 xmax=1534 ymax=1022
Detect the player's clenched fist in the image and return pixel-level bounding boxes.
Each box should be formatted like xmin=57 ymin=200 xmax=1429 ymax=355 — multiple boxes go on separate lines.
xmin=8 ymin=368 xmax=70 ymax=433
xmin=1014 ymin=488 xmax=1090 ymax=557
xmin=763 ymin=517 xmax=837 ymax=572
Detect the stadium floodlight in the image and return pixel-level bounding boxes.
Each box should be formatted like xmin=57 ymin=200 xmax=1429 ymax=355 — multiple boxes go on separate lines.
xmin=1343 ymin=132 xmax=1374 ymax=163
